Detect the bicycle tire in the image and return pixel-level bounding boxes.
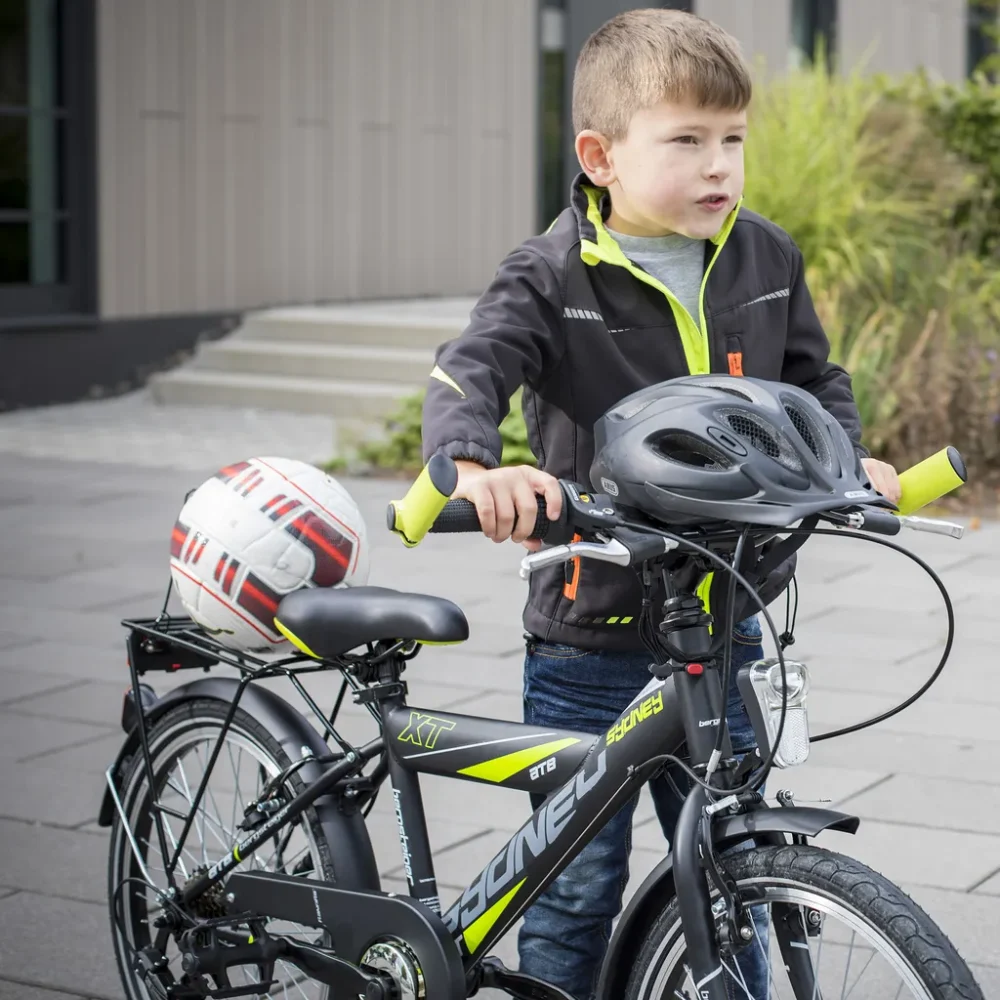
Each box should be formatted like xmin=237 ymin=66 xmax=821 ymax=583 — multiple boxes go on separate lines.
xmin=623 ymin=843 xmax=984 ymax=1000
xmin=107 ymin=697 xmax=339 ymax=1000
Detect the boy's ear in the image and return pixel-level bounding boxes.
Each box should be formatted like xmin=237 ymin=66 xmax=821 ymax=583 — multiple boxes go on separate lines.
xmin=575 ymin=130 xmax=616 ymax=187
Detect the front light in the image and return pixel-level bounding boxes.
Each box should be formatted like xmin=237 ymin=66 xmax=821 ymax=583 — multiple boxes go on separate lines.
xmin=737 ymin=658 xmax=810 ymax=768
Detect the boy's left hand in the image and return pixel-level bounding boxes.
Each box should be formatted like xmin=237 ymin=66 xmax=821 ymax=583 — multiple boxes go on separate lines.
xmin=861 ymin=457 xmax=902 ymax=505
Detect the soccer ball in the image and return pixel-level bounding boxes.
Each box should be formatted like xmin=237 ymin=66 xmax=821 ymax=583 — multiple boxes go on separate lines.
xmin=168 ymin=457 xmax=369 ymax=652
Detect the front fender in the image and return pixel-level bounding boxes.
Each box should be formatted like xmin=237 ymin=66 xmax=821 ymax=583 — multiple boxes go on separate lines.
xmin=596 ymin=803 xmax=859 ymax=1000
xmin=97 ymin=676 xmax=380 ymax=892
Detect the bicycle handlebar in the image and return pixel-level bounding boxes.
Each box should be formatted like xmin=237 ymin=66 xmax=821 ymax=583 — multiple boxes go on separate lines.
xmin=387 ymin=447 xmax=969 ymax=549
xmin=427 ymin=497 xmax=553 ymax=540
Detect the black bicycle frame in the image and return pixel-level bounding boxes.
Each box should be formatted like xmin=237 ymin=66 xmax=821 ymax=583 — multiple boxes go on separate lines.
xmin=378 ymin=651 xmax=732 ymax=985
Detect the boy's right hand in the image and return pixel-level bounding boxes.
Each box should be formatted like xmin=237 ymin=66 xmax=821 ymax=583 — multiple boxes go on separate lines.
xmin=453 ymin=461 xmax=563 ymax=551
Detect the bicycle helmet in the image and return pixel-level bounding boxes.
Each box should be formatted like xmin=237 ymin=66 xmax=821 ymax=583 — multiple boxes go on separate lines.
xmin=590 ymin=375 xmax=878 ymax=527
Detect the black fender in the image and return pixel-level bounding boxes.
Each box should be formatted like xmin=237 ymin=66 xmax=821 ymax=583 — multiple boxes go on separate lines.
xmin=596 ymin=804 xmax=859 ymax=1000
xmin=98 ymin=676 xmax=380 ymax=892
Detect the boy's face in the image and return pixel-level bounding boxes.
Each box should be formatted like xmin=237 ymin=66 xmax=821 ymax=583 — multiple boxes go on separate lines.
xmin=578 ymin=98 xmax=747 ymax=239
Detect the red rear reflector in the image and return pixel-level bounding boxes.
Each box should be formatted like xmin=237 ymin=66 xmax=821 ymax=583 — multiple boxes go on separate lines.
xmin=686 ymin=663 xmax=704 ymax=675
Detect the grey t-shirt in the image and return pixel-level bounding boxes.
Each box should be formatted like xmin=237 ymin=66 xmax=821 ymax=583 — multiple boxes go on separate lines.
xmin=606 ymin=227 xmax=706 ymax=322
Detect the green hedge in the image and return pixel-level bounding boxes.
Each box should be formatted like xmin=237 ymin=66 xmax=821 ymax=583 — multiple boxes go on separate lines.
xmin=349 ymin=62 xmax=1000 ymax=488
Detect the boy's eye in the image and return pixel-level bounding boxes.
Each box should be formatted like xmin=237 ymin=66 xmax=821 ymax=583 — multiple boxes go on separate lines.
xmin=673 ymin=135 xmax=697 ymax=145
xmin=725 ymin=135 xmax=745 ymax=144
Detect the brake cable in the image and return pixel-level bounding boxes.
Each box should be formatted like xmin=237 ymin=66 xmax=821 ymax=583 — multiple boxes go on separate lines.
xmin=769 ymin=525 xmax=956 ymax=742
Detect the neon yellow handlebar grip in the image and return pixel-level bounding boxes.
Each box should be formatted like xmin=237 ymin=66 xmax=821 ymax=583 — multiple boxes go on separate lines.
xmin=386 ymin=453 xmax=459 ymax=547
xmin=895 ymin=446 xmax=967 ymax=516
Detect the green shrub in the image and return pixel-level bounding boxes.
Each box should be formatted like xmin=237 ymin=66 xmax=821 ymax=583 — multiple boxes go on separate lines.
xmin=355 ymin=389 xmax=536 ymax=475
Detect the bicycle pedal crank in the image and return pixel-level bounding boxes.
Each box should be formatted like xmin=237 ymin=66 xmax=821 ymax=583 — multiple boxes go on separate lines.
xmin=477 ymin=956 xmax=576 ymax=1000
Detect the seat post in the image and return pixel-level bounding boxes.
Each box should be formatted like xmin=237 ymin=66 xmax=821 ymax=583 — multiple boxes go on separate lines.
xmin=379 ymin=665 xmax=442 ymax=915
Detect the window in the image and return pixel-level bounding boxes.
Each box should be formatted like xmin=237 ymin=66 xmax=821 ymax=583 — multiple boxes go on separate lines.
xmin=539 ymin=1 xmax=566 ymax=231
xmin=790 ymin=0 xmax=838 ymax=69
xmin=0 ymin=0 xmax=94 ymax=323
xmin=968 ymin=1 xmax=999 ymax=79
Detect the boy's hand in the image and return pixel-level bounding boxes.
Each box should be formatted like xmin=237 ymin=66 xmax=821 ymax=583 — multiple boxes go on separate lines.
xmin=453 ymin=461 xmax=563 ymax=551
xmin=861 ymin=457 xmax=902 ymax=505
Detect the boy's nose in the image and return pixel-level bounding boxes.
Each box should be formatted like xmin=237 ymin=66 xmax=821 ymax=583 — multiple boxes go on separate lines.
xmin=703 ymin=151 xmax=730 ymax=181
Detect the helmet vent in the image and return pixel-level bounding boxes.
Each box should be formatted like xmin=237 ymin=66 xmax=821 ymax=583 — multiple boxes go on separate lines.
xmin=650 ymin=431 xmax=733 ymax=470
xmin=697 ymin=379 xmax=758 ymax=402
xmin=719 ymin=408 xmax=804 ymax=473
xmin=784 ymin=403 xmax=832 ymax=470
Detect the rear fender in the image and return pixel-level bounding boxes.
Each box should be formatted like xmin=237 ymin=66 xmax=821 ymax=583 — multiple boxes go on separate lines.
xmin=98 ymin=676 xmax=380 ymax=892
xmin=596 ymin=804 xmax=859 ymax=1000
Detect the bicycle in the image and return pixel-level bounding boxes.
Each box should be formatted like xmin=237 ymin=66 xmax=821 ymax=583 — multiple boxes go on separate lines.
xmin=100 ymin=447 xmax=983 ymax=1000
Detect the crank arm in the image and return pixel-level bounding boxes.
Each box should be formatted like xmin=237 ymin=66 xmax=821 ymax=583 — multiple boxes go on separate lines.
xmin=279 ymin=938 xmax=392 ymax=998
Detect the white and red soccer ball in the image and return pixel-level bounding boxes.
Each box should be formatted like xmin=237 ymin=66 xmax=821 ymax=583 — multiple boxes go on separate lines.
xmin=169 ymin=457 xmax=369 ymax=651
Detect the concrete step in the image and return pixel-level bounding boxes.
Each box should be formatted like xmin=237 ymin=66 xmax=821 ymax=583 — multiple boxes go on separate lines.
xmin=238 ymin=302 xmax=471 ymax=349
xmin=193 ymin=339 xmax=434 ymax=384
xmin=150 ymin=369 xmax=419 ymax=418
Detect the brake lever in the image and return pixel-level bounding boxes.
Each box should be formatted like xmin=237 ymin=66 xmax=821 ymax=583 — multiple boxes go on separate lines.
xmin=518 ymin=539 xmax=632 ymax=579
xmin=518 ymin=530 xmax=680 ymax=580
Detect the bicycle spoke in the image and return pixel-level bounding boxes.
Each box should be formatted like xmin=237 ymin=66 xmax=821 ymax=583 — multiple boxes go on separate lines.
xmin=749 ymin=905 xmax=780 ymax=999
xmin=165 ymin=774 xmax=234 ymax=852
xmin=841 ymin=948 xmax=879 ymax=1000
xmin=227 ymin=742 xmax=243 ymax=836
xmin=839 ymin=930 xmax=856 ymax=999
xmin=193 ymin=744 xmax=233 ymax=854
xmin=719 ymin=956 xmax=755 ymax=999
xmin=810 ymin=912 xmax=825 ymax=1000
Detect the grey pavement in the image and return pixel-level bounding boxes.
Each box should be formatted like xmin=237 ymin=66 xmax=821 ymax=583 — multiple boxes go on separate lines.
xmin=1 ymin=397 xmax=1000 ymax=996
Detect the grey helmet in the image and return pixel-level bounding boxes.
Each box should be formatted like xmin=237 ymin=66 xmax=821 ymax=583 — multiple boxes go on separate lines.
xmin=590 ymin=375 xmax=879 ymax=528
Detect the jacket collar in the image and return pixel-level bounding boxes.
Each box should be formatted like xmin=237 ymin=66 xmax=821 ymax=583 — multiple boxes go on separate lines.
xmin=569 ymin=171 xmax=740 ymax=267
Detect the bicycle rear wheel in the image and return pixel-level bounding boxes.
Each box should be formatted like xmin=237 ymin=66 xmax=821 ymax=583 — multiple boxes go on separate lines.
xmin=107 ymin=697 xmax=338 ymax=1000
xmin=624 ymin=844 xmax=983 ymax=1000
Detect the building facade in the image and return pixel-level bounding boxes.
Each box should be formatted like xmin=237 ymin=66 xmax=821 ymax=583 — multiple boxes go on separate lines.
xmin=1 ymin=0 xmax=993 ymax=408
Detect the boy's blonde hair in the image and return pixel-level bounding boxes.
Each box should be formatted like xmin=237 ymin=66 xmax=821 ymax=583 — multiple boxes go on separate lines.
xmin=572 ymin=8 xmax=752 ymax=140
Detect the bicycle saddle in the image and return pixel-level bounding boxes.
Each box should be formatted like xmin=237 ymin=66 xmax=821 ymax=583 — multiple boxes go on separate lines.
xmin=274 ymin=586 xmax=469 ymax=658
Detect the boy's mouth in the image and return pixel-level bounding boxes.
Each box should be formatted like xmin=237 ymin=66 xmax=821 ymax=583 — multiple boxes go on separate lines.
xmin=697 ymin=193 xmax=729 ymax=212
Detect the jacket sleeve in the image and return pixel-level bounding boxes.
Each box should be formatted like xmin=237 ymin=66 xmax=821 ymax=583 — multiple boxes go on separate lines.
xmin=421 ymin=247 xmax=566 ymax=468
xmin=781 ymin=241 xmax=870 ymax=459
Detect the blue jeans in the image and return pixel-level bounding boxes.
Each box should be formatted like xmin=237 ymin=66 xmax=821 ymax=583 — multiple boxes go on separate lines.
xmin=518 ymin=618 xmax=768 ymax=1000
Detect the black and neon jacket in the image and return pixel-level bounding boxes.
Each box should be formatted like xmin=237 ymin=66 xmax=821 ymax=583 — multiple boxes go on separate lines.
xmin=422 ymin=173 xmax=868 ymax=652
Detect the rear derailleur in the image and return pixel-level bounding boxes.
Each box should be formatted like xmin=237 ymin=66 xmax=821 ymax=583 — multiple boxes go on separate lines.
xmin=137 ymin=913 xmax=397 ymax=999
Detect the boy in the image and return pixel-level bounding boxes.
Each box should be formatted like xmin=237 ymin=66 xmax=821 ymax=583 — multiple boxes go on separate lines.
xmin=421 ymin=9 xmax=900 ymax=999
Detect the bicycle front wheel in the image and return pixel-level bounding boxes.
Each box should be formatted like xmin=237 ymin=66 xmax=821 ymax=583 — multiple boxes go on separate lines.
xmin=625 ymin=843 xmax=983 ymax=1000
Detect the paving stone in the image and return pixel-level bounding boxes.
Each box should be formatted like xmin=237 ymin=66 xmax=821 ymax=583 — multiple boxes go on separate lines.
xmin=0 ymin=606 xmax=123 ymax=651
xmin=8 ymin=680 xmax=137 ymax=729
xmin=0 ymin=980 xmax=86 ymax=1000
xmin=0 ymin=671 xmax=85 ymax=706
xmin=22 ymin=732 xmax=131 ymax=777
xmin=839 ymin=773 xmax=1000 ymax=835
xmin=0 ymin=892 xmax=123 ymax=999
xmin=809 ymin=688 xmax=1000 ymax=742
xmin=971 ymin=868 xmax=1000 ymax=895
xmin=0 ymin=642 xmax=128 ymax=682
xmin=819 ymin=819 xmax=1000 ymax=890
xmin=0 ymin=711 xmax=116 ymax=762
xmin=0 ymin=761 xmax=106 ymax=827
xmin=0 ymin=818 xmax=107 ymax=903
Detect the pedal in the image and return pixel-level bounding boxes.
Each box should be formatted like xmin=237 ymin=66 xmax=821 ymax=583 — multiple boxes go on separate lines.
xmin=478 ymin=956 xmax=576 ymax=1000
